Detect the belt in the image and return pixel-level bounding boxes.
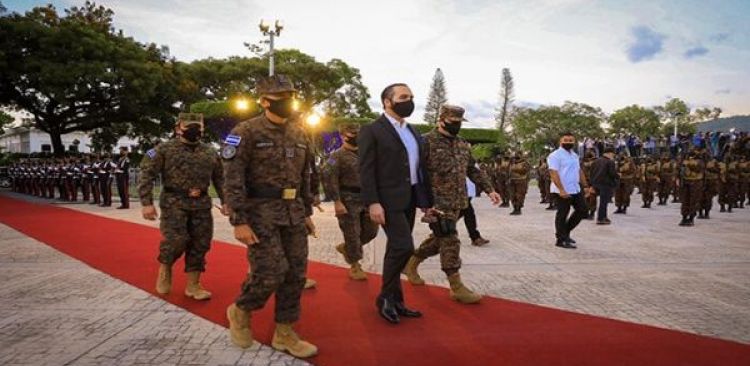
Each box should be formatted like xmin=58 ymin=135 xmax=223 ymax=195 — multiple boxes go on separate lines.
xmin=164 ymin=186 xmax=208 ymax=198
xmin=247 ymin=186 xmax=299 ymax=200
xmin=340 ymin=186 xmax=361 ymax=193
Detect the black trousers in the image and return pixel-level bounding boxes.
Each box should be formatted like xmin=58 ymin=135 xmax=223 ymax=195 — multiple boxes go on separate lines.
xmin=380 ymin=194 xmax=416 ymax=303
xmin=594 ymin=185 xmax=613 ymax=221
xmin=116 ymin=173 xmax=129 ymax=208
xmin=552 ymin=193 xmax=588 ymax=242
xmin=458 ymin=198 xmax=480 ymax=240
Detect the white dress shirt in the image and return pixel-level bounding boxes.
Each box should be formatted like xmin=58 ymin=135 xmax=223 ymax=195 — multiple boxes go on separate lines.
xmin=547 ymin=147 xmax=581 ymax=195
xmin=385 ymin=113 xmax=419 ymax=185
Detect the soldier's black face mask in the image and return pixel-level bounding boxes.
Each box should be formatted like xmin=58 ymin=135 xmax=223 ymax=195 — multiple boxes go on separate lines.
xmin=562 ymin=143 xmax=575 ymax=151
xmin=182 ymin=125 xmax=202 ymax=143
xmin=267 ymin=98 xmax=295 ymax=119
xmin=442 ymin=120 xmax=462 ymax=136
xmin=391 ymin=99 xmax=415 ymax=118
xmin=344 ymin=135 xmax=358 ymax=147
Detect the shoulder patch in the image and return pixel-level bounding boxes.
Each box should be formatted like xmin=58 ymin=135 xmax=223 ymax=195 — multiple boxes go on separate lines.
xmin=221 ymin=145 xmax=237 ymax=160
xmin=327 ymin=157 xmax=336 ymax=166
xmin=224 ymin=134 xmax=242 ymax=146
xmin=146 ymin=149 xmax=156 ymax=159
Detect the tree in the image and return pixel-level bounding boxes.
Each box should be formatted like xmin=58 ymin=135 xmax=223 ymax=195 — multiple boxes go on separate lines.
xmin=608 ymin=105 xmax=660 ymax=138
xmin=184 ymin=49 xmax=373 ymax=119
xmin=495 ymin=68 xmax=514 ymax=131
xmin=512 ymin=102 xmax=605 ymax=157
xmin=0 ymin=2 xmax=7 ymax=15
xmin=0 ymin=2 xmax=184 ymax=155
xmin=0 ymin=110 xmax=11 ymax=135
xmin=423 ymin=68 xmax=447 ymax=125
xmin=654 ymin=98 xmax=697 ymax=136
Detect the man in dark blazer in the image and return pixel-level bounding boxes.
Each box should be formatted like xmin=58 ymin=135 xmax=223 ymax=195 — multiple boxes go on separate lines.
xmin=359 ymin=83 xmax=432 ymax=324
xmin=590 ymin=147 xmax=618 ymax=224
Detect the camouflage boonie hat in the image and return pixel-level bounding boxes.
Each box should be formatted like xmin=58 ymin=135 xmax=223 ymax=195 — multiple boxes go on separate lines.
xmin=338 ymin=123 xmax=360 ymax=134
xmin=256 ymin=74 xmax=297 ymax=95
xmin=439 ymin=104 xmax=468 ymax=122
xmin=177 ymin=113 xmax=204 ymax=126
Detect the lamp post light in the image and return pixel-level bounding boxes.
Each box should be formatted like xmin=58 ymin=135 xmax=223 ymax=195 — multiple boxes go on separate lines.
xmin=259 ymin=19 xmax=284 ymax=76
xmin=672 ymin=111 xmax=683 ymax=139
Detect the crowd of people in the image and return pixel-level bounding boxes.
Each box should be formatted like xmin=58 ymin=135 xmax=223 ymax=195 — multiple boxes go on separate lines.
xmin=6 ymin=147 xmax=132 ymax=209
xmin=578 ymin=130 xmax=744 ymax=161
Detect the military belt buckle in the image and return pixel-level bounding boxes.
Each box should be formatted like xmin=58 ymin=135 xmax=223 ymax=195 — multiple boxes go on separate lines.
xmin=282 ymin=188 xmax=297 ymax=200
xmin=188 ymin=188 xmax=202 ymax=198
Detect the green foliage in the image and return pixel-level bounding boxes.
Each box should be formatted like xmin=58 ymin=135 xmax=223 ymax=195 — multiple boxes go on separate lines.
xmin=471 ymin=143 xmax=497 ymax=161
xmin=654 ymin=98 xmax=700 ymax=136
xmin=512 ymin=101 xmax=605 ymax=157
xmin=0 ymin=2 xmax=183 ymax=155
xmin=608 ymin=105 xmax=660 ymax=137
xmin=423 ymin=68 xmax=447 ymax=125
xmin=0 ymin=110 xmax=11 ymax=135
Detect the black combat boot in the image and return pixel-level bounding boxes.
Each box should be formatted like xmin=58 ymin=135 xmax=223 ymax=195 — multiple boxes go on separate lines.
xmin=641 ymin=202 xmax=648 ymax=208
xmin=509 ymin=207 xmax=520 ymax=215
xmin=740 ymin=201 xmax=745 ymax=209
xmin=623 ymin=206 xmax=628 ymax=214
xmin=679 ymin=215 xmax=689 ymax=226
xmin=689 ymin=214 xmax=696 ymax=226
xmin=728 ymin=204 xmax=733 ymax=213
xmin=614 ymin=206 xmax=623 ymax=214
xmin=720 ymin=204 xmax=726 ymax=212
xmin=704 ymin=210 xmax=710 ymax=219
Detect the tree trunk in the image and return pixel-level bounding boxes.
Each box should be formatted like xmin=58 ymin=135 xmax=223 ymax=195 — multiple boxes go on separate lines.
xmin=49 ymin=130 xmax=65 ymax=157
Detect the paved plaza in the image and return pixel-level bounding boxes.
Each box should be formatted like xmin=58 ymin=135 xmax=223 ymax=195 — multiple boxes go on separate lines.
xmin=1 ymin=189 xmax=749 ymax=365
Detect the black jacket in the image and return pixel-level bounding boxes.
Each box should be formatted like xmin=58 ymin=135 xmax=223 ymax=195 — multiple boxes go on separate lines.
xmin=359 ymin=114 xmax=432 ymax=211
xmin=590 ymin=156 xmax=618 ymax=188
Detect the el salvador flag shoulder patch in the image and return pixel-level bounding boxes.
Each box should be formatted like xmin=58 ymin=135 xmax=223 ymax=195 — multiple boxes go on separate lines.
xmin=146 ymin=149 xmax=157 ymax=159
xmin=224 ymin=134 xmax=242 ymax=146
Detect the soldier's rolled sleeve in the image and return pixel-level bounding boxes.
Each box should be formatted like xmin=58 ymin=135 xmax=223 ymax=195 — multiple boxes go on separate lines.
xmin=322 ymin=158 xmax=341 ymax=201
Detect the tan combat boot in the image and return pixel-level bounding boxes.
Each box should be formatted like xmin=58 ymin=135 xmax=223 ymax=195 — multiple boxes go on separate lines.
xmin=184 ymin=271 xmax=212 ymax=300
xmin=272 ymin=323 xmax=318 ymax=358
xmin=403 ymin=255 xmax=426 ymax=285
xmin=304 ymin=278 xmax=317 ymax=289
xmin=155 ymin=263 xmax=172 ymax=294
xmin=349 ymin=262 xmax=367 ymax=281
xmin=226 ymin=303 xmax=253 ymax=348
xmin=448 ymin=273 xmax=481 ymax=304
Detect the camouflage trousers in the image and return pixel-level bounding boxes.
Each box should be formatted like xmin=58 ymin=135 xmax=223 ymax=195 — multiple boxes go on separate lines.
xmin=719 ymin=180 xmax=738 ymax=206
xmin=615 ymin=180 xmax=634 ymax=208
xmin=538 ymin=177 xmax=550 ymax=203
xmin=235 ymin=220 xmax=308 ymax=324
xmin=702 ymin=179 xmax=720 ymax=211
xmin=495 ymin=177 xmax=509 ymax=204
xmin=414 ymin=210 xmax=462 ymax=275
xmin=158 ymin=208 xmax=213 ymax=272
xmin=509 ymin=179 xmax=528 ymax=208
xmin=680 ymin=180 xmax=703 ymax=217
xmin=641 ymin=179 xmax=659 ymax=205
xmin=658 ymin=176 xmax=675 ymax=202
xmin=336 ymin=196 xmax=379 ymax=264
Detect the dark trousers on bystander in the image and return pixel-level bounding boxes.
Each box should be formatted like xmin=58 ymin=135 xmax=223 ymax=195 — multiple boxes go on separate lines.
xmin=552 ymin=193 xmax=588 ymax=243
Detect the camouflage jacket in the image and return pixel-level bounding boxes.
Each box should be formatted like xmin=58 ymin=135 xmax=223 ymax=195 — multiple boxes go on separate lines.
xmin=222 ymin=114 xmax=314 ymax=226
xmin=322 ymin=147 xmax=360 ymax=202
xmin=423 ymin=130 xmax=493 ymax=219
xmin=642 ymin=162 xmax=660 ymax=181
xmin=138 ymin=139 xmax=225 ymax=210
xmin=681 ymin=158 xmax=704 ymax=181
xmin=509 ymin=160 xmax=531 ymax=180
xmin=617 ymin=159 xmax=636 ymax=180
xmin=704 ymin=160 xmax=724 ymax=182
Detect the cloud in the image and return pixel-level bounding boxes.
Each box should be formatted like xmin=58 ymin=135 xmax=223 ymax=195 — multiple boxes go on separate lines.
xmin=684 ymin=46 xmax=709 ymax=59
xmin=626 ymin=26 xmax=666 ymax=63
xmin=715 ymin=88 xmax=731 ymax=95
xmin=709 ymin=32 xmax=730 ymax=43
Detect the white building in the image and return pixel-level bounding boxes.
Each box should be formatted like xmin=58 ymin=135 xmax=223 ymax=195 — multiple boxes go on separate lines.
xmin=0 ymin=110 xmax=139 ymax=154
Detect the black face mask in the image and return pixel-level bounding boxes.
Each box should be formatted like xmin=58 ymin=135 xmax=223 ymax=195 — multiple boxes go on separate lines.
xmin=391 ymin=99 xmax=415 ymax=118
xmin=443 ymin=121 xmax=462 ymax=136
xmin=268 ymin=98 xmax=295 ymax=119
xmin=562 ymin=143 xmax=575 ymax=151
xmin=344 ymin=136 xmax=358 ymax=147
xmin=182 ymin=125 xmax=202 ymax=143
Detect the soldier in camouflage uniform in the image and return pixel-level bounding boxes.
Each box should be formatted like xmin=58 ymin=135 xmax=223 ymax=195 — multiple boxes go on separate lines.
xmin=720 ymin=155 xmax=739 ymax=212
xmin=581 ymin=151 xmax=597 ymax=219
xmin=138 ymin=112 xmax=227 ymax=301
xmin=699 ymin=153 xmax=724 ymax=219
xmin=403 ymin=105 xmax=501 ymax=304
xmin=640 ymin=155 xmax=660 ymax=208
xmin=223 ymin=75 xmax=318 ymax=358
xmin=508 ymin=151 xmax=531 ymax=215
xmin=323 ymin=123 xmax=379 ymax=281
xmin=493 ymin=154 xmax=510 ymax=207
xmin=738 ymin=155 xmax=749 ymax=209
xmin=537 ymin=157 xmax=551 ymax=204
xmin=614 ymin=153 xmax=635 ymax=214
xmin=678 ymin=149 xmax=704 ymax=226
xmin=657 ymin=153 xmax=677 ymax=205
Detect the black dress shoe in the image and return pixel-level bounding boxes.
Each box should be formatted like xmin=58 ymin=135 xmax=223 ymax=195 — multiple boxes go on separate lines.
xmin=376 ymin=298 xmax=400 ymax=324
xmin=566 ymin=237 xmax=577 ymax=244
xmin=564 ymin=238 xmax=578 ymax=249
xmin=394 ymin=302 xmax=422 ymax=318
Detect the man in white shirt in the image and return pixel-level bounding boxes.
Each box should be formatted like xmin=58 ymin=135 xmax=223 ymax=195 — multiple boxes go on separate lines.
xmin=547 ymin=132 xmax=593 ymax=249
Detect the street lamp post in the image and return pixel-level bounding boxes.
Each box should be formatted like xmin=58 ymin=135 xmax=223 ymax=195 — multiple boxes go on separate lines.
xmin=259 ymin=19 xmax=284 ymax=76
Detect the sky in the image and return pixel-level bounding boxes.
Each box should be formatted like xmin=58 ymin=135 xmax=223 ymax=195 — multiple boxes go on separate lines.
xmin=5 ymin=0 xmax=750 ymax=128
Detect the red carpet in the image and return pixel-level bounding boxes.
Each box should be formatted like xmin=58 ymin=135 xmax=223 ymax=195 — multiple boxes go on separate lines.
xmin=1 ymin=194 xmax=749 ymax=366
